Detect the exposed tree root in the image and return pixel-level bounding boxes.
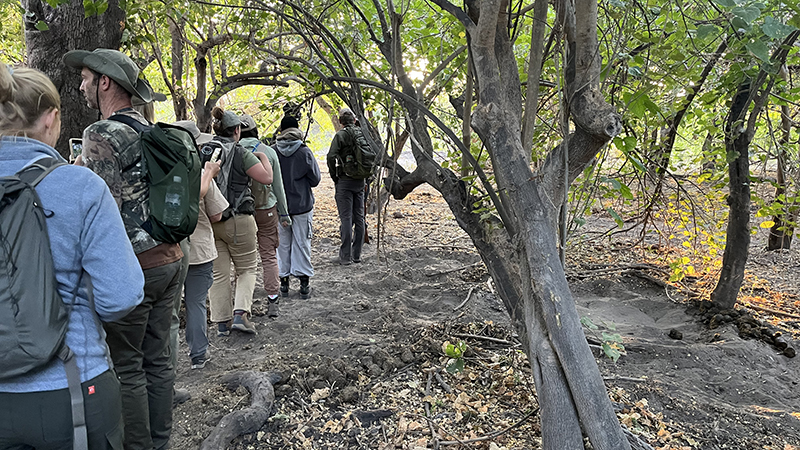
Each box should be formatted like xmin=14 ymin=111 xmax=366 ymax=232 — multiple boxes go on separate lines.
xmin=200 ymin=371 xmax=282 ymax=450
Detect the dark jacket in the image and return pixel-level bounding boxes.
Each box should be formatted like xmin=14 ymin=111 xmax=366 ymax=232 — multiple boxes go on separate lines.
xmin=275 ymin=127 xmax=321 ymax=215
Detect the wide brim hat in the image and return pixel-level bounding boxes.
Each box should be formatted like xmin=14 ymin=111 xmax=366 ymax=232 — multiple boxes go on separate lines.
xmin=172 ymin=120 xmax=213 ymax=145
xmin=240 ymin=114 xmax=258 ymax=132
xmin=63 ymin=48 xmax=152 ymax=103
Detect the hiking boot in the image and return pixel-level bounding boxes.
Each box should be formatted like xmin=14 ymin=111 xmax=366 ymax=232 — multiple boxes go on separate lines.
xmin=173 ymin=388 xmax=191 ymax=407
xmin=217 ymin=320 xmax=232 ymax=337
xmin=299 ymin=275 xmax=310 ymax=299
xmin=280 ymin=277 xmax=290 ymax=297
xmin=267 ymin=296 xmax=280 ymax=318
xmin=231 ymin=312 xmax=257 ymax=334
xmin=191 ymin=353 xmax=210 ymax=370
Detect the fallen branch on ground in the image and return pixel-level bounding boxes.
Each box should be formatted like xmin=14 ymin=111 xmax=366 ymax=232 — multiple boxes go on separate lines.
xmin=744 ymin=304 xmax=800 ymax=320
xmin=200 ymin=371 xmax=282 ymax=450
xmin=452 ymin=332 xmax=517 ymax=347
xmin=453 ymin=287 xmax=476 ymax=312
xmin=426 ymin=262 xmax=483 ymax=277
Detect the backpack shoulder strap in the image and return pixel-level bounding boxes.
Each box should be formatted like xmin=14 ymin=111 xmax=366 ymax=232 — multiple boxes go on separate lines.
xmin=108 ymin=114 xmax=150 ymax=133
xmin=16 ymin=157 xmax=66 ymax=187
xmin=107 ymin=115 xmax=150 ymax=173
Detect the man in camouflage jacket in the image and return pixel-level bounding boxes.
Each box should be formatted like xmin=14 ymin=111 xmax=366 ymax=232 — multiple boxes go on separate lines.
xmin=64 ymin=48 xmax=182 ymax=450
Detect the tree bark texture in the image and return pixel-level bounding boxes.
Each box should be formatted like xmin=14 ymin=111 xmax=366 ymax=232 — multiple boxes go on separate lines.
xmin=21 ymin=0 xmax=124 ymax=157
xmin=711 ymin=82 xmax=753 ymax=310
xmin=200 ymin=371 xmax=281 ymax=450
xmin=767 ymin=73 xmax=796 ymax=250
xmin=169 ymin=18 xmax=189 ymax=121
xmin=520 ymin=0 xmax=548 ymax=158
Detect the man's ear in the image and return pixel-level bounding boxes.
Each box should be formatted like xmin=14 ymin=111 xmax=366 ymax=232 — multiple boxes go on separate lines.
xmin=99 ymin=74 xmax=112 ymax=91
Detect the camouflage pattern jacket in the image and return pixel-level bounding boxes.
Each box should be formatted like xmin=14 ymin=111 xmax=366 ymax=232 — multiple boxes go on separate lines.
xmin=82 ymin=108 xmax=158 ymax=255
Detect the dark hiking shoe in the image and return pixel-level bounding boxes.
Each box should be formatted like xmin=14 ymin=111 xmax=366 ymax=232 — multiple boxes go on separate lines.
xmin=299 ymin=276 xmax=310 ymax=299
xmin=217 ymin=320 xmax=232 ymax=337
xmin=280 ymin=277 xmax=290 ymax=297
xmin=267 ymin=296 xmax=280 ymax=318
xmin=231 ymin=312 xmax=257 ymax=334
xmin=191 ymin=353 xmax=210 ymax=370
xmin=173 ymin=388 xmax=190 ymax=407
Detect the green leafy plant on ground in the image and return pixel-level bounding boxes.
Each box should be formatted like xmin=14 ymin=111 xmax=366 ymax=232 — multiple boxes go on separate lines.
xmin=580 ymin=317 xmax=626 ymax=362
xmin=442 ymin=340 xmax=467 ymax=373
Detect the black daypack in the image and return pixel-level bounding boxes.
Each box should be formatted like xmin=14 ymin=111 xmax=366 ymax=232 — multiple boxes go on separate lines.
xmin=0 ymin=158 xmax=89 ymax=449
xmin=340 ymin=125 xmax=377 ymax=180
xmin=109 ymin=115 xmax=202 ymax=244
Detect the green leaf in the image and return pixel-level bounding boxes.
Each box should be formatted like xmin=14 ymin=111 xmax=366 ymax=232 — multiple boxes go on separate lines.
xmin=731 ymin=16 xmax=750 ymax=32
xmin=623 ymin=136 xmax=637 ymax=152
xmin=732 ymin=6 xmax=761 ymax=25
xmin=34 ymin=20 xmax=49 ymax=31
xmin=602 ymin=343 xmax=622 ymax=362
xmin=581 ymin=316 xmax=599 ymax=330
xmin=83 ymin=0 xmax=97 ymax=17
xmin=96 ymin=0 xmax=108 ymax=15
xmin=745 ymin=40 xmax=771 ymax=63
xmin=602 ymin=332 xmax=623 ymax=343
xmin=643 ymin=96 xmax=661 ymax=115
xmin=696 ymin=24 xmax=719 ymax=40
xmin=446 ymin=358 xmax=465 ymax=373
xmin=45 ymin=0 xmax=59 ymax=8
xmin=762 ymin=17 xmax=797 ymax=40
xmin=619 ymin=183 xmax=633 ymax=200
xmin=607 ymin=207 xmax=624 ymax=227
xmin=712 ymin=0 xmax=735 ymax=7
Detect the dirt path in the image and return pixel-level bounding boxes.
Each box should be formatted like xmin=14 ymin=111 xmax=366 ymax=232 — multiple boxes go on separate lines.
xmin=171 ymin=169 xmax=800 ymax=449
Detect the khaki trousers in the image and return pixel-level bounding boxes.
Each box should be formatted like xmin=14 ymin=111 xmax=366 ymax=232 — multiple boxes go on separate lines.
xmin=210 ymin=214 xmax=258 ymax=322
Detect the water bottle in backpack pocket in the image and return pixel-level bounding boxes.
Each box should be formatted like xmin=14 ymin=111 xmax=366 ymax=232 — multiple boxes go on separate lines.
xmin=163 ymin=175 xmax=185 ymax=227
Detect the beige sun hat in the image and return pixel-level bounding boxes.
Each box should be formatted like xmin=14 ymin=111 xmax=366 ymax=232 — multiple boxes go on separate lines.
xmin=63 ymin=48 xmax=152 ymax=102
xmin=172 ymin=120 xmax=213 ymax=145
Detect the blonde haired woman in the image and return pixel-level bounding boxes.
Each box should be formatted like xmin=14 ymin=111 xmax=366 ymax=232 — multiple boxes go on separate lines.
xmin=0 ymin=64 xmax=144 ymax=449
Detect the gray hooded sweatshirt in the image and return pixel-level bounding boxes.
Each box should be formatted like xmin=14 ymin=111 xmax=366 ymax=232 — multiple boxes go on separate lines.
xmin=275 ymin=127 xmax=321 ymax=215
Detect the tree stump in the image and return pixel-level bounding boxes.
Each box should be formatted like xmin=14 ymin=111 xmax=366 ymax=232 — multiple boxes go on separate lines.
xmin=200 ymin=371 xmax=282 ymax=450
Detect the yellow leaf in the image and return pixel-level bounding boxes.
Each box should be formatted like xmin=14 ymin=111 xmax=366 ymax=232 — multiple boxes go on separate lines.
xmin=760 ymin=220 xmax=775 ymax=229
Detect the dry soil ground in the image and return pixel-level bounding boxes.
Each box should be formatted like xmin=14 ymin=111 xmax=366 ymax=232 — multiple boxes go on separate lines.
xmin=170 ymin=168 xmax=800 ymax=450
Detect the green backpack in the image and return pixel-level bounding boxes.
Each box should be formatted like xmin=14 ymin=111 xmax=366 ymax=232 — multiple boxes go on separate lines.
xmin=340 ymin=125 xmax=377 ymax=180
xmin=110 ymin=115 xmax=201 ymax=243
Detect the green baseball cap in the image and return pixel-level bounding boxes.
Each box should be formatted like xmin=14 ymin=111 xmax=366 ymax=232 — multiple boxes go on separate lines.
xmin=63 ymin=48 xmax=152 ymax=102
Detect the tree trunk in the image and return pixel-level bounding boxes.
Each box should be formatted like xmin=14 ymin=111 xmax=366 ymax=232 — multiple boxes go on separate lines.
xmin=710 ymin=81 xmax=752 ymax=309
xmin=169 ymin=18 xmax=188 ymax=120
xmin=520 ymin=0 xmax=547 ymax=158
xmin=767 ymin=84 xmax=795 ymax=250
xmin=21 ymin=0 xmax=124 ymax=157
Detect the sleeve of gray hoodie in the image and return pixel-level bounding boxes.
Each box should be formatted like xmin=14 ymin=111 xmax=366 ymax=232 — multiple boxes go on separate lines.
xmin=266 ymin=145 xmax=290 ymax=217
xmin=305 ymin=146 xmax=321 ymax=187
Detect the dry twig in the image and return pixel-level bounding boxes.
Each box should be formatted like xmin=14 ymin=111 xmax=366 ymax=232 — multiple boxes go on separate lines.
xmin=453 ymin=287 xmax=476 ymax=311
xmin=438 ymin=408 xmax=540 ymax=446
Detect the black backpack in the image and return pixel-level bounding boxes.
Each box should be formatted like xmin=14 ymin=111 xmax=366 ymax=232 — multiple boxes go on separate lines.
xmin=0 ymin=158 xmax=90 ymax=449
xmin=340 ymin=125 xmax=377 ymax=180
xmin=109 ymin=115 xmax=202 ymax=244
